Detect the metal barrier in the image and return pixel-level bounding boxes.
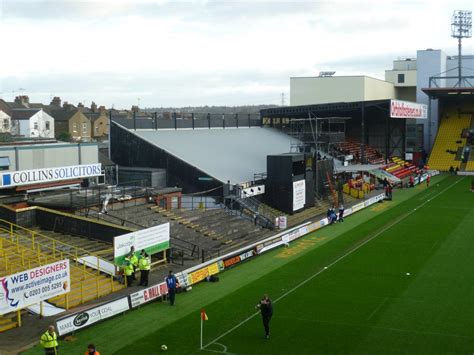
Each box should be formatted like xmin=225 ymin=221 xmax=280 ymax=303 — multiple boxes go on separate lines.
xmin=0 ymin=220 xmax=120 ymax=311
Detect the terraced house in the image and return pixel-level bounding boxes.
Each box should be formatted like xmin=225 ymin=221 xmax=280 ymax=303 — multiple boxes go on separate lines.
xmin=48 ymin=100 xmax=92 ymax=141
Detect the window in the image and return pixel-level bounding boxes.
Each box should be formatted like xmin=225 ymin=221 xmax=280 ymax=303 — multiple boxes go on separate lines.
xmin=83 ymin=123 xmax=87 ymax=134
xmin=34 ymin=122 xmax=39 ymax=130
xmin=73 ymin=123 xmax=77 ymax=132
xmin=95 ymin=126 xmax=99 ymax=134
xmin=3 ymin=119 xmax=9 ymax=130
xmin=45 ymin=121 xmax=50 ymax=130
xmin=397 ymin=73 xmax=405 ymax=84
xmin=0 ymin=157 xmax=10 ymax=171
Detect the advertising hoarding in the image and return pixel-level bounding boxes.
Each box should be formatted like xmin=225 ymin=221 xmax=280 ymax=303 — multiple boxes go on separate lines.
xmin=0 ymin=260 xmax=70 ymax=315
xmin=390 ymin=100 xmax=427 ymax=119
xmin=0 ymin=164 xmax=102 ymax=189
xmin=114 ymin=223 xmax=170 ymax=264
xmin=56 ymin=297 xmax=129 ymax=336
xmin=293 ymin=180 xmax=306 ymax=211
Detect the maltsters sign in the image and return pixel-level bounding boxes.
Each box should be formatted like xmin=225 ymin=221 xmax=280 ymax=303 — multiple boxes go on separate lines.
xmin=0 ymin=164 xmax=102 ymax=188
xmin=390 ymin=100 xmax=427 ymax=119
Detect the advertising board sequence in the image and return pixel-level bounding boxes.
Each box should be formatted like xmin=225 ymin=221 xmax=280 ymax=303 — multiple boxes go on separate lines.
xmin=56 ymin=297 xmax=129 ymax=336
xmin=130 ymin=282 xmax=168 ymax=308
xmin=0 ymin=260 xmax=70 ymax=315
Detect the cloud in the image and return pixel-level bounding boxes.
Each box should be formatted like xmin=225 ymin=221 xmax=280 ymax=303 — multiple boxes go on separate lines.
xmin=1 ymin=0 xmax=473 ymax=107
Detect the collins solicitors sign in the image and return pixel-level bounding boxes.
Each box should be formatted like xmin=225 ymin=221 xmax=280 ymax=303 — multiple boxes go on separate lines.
xmin=390 ymin=100 xmax=427 ymax=119
xmin=0 ymin=164 xmax=102 ymax=189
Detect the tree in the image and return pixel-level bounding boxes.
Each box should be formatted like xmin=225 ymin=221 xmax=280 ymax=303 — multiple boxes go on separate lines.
xmin=57 ymin=131 xmax=72 ymax=142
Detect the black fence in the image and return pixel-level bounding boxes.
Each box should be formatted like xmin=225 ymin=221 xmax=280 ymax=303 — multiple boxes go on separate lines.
xmin=112 ymin=113 xmax=262 ymax=131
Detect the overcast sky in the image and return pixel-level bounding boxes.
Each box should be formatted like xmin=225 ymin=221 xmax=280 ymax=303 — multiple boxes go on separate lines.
xmin=0 ymin=0 xmax=473 ymax=108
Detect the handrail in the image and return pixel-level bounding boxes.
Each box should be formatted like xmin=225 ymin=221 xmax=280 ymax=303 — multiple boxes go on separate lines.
xmin=0 ymin=228 xmax=120 ymax=309
xmin=0 ymin=226 xmax=98 ymax=279
xmin=0 ymin=219 xmax=109 ymax=276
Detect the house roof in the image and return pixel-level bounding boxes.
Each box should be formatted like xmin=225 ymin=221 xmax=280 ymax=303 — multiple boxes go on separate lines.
xmin=47 ymin=107 xmax=81 ymax=121
xmin=11 ymin=109 xmax=41 ymax=120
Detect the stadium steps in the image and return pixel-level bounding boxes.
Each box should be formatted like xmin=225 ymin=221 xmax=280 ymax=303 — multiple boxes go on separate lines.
xmin=0 ymin=226 xmax=125 ymax=316
xmin=428 ymin=111 xmax=471 ymax=171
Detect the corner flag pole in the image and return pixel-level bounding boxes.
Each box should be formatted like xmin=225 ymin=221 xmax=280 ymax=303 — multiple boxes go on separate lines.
xmin=200 ymin=309 xmax=208 ymax=349
xmin=200 ymin=316 xmax=203 ymax=349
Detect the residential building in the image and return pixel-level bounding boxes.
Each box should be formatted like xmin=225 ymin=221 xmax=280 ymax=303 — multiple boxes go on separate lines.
xmin=47 ymin=100 xmax=92 ymax=141
xmin=0 ymin=111 xmax=11 ymax=133
xmin=10 ymin=108 xmax=55 ymax=138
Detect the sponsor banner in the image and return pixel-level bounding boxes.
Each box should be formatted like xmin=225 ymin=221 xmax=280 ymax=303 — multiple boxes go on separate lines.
xmin=292 ymin=180 xmax=306 ymax=211
xmin=390 ymin=99 xmax=427 ymax=119
xmin=56 ymin=297 xmax=129 ymax=336
xmin=0 ymin=164 xmax=102 ymax=189
xmin=130 ymin=282 xmax=168 ymax=308
xmin=222 ymin=250 xmax=255 ymax=269
xmin=187 ymin=262 xmax=220 ymax=285
xmin=240 ymin=185 xmax=265 ymax=199
xmin=351 ymin=202 xmax=365 ymax=213
xmin=114 ymin=223 xmax=170 ymax=264
xmin=0 ymin=260 xmax=70 ymax=315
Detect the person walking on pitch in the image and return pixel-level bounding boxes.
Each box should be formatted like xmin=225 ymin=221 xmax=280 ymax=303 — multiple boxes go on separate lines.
xmin=256 ymin=294 xmax=273 ymax=339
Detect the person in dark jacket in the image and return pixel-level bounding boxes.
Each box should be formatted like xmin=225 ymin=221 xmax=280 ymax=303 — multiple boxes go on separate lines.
xmin=256 ymin=294 xmax=273 ymax=339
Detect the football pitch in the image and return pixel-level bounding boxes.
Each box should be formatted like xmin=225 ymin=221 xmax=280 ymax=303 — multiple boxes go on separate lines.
xmin=24 ymin=175 xmax=474 ymax=354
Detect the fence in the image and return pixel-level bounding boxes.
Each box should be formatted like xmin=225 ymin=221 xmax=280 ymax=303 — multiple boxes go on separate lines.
xmin=112 ymin=113 xmax=263 ymax=131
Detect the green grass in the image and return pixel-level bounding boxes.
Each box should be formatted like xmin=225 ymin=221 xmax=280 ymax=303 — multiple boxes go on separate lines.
xmin=25 ymin=175 xmax=474 ymax=354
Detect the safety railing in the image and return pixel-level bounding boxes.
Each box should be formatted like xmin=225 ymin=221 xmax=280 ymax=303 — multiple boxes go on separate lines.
xmin=0 ymin=219 xmax=108 ymax=275
xmin=0 ymin=221 xmax=121 ymax=310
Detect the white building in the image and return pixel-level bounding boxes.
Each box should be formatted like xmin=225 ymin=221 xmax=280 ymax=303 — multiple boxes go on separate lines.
xmin=11 ymin=108 xmax=55 ymax=138
xmin=290 ymin=76 xmax=396 ymax=106
xmin=0 ymin=110 xmax=11 ymax=134
xmin=290 ymin=49 xmax=473 ymax=152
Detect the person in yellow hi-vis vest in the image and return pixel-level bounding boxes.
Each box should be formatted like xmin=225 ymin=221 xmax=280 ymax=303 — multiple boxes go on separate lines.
xmin=129 ymin=247 xmax=139 ymax=281
xmin=123 ymin=258 xmax=134 ymax=287
xmin=138 ymin=249 xmax=151 ymax=287
xmin=40 ymin=325 xmax=58 ymax=355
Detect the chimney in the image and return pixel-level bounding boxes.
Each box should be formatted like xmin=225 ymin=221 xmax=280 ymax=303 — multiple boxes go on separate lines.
xmin=131 ymin=105 xmax=139 ymax=113
xmin=63 ymin=101 xmax=70 ymax=109
xmin=50 ymin=97 xmax=61 ymax=107
xmin=98 ymin=105 xmax=106 ymax=113
xmin=14 ymin=95 xmax=30 ymax=106
xmin=91 ymin=102 xmax=97 ymax=112
xmin=77 ymin=102 xmax=84 ymax=108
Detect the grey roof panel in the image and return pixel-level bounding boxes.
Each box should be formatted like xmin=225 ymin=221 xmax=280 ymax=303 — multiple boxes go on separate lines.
xmin=132 ymin=128 xmax=298 ymax=184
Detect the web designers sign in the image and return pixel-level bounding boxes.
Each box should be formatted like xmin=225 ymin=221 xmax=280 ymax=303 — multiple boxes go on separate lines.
xmin=0 ymin=260 xmax=70 ymax=315
xmin=0 ymin=164 xmax=102 ymax=188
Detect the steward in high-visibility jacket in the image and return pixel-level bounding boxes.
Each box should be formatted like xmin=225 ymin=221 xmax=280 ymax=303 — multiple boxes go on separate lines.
xmin=129 ymin=251 xmax=138 ymax=281
xmin=123 ymin=259 xmax=134 ymax=287
xmin=138 ymin=250 xmax=151 ymax=287
xmin=40 ymin=325 xmax=58 ymax=355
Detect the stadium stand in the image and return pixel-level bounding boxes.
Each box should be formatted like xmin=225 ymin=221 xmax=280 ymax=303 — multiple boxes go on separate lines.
xmin=94 ymin=203 xmax=273 ymax=260
xmin=428 ymin=108 xmax=472 ymax=171
xmin=336 ymin=139 xmax=385 ymax=164
xmin=382 ymin=157 xmax=421 ymax=180
xmin=0 ymin=221 xmax=125 ymax=332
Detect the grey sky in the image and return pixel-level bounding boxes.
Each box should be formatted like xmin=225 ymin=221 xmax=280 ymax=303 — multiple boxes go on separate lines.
xmin=0 ymin=0 xmax=473 ymax=109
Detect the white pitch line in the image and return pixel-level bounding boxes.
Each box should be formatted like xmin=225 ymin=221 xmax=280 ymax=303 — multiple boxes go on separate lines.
xmin=201 ymin=177 xmax=464 ymax=351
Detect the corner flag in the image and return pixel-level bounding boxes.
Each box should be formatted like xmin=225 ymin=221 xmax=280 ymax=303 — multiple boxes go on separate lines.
xmin=200 ymin=309 xmax=208 ymax=349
